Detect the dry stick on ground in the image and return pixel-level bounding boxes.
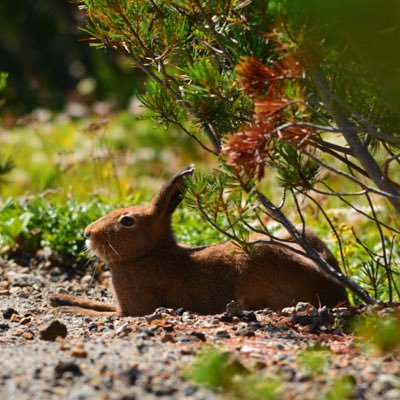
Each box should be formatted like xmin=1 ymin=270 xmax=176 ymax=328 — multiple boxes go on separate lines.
xmin=257 ymin=191 xmax=377 ymax=304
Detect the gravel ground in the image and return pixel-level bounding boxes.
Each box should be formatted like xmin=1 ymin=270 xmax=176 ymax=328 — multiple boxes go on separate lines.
xmin=0 ymin=255 xmax=399 ymax=400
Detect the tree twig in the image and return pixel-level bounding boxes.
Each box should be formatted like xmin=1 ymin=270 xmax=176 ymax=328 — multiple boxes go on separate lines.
xmin=257 ymin=191 xmax=376 ymax=304
xmin=308 ymin=63 xmax=400 ymax=213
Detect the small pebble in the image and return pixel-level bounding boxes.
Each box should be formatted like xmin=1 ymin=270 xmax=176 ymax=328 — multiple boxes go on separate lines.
xmin=215 ymin=330 xmax=231 ymax=339
xmin=123 ymin=366 xmax=140 ymax=385
xmin=3 ymin=307 xmax=18 ymax=319
xmin=71 ymin=347 xmax=88 ymax=358
xmin=88 ymin=322 xmax=98 ymax=331
xmin=19 ymin=317 xmax=32 ymax=325
xmin=295 ymin=302 xmax=315 ymax=313
xmin=22 ymin=331 xmax=34 ymax=340
xmin=241 ymin=311 xmax=258 ymax=322
xmin=180 ymin=346 xmax=193 ymax=355
xmin=282 ymin=307 xmax=296 ymax=315
xmin=10 ymin=313 xmax=21 ymax=322
xmin=0 ymin=280 xmax=9 ymax=289
xmin=190 ymin=331 xmax=206 ymax=342
xmin=236 ymin=327 xmax=255 ymax=337
xmin=54 ymin=362 xmax=83 ymax=379
xmin=226 ymin=300 xmax=241 ymax=317
xmin=0 ymin=323 xmax=10 ymax=331
xmin=115 ymin=323 xmax=132 ymax=336
xmin=161 ymin=333 xmax=175 ymax=343
xmin=80 ymin=275 xmax=93 ymax=285
xmin=39 ymin=319 xmax=68 ymax=341
xmin=219 ymin=314 xmax=233 ymax=323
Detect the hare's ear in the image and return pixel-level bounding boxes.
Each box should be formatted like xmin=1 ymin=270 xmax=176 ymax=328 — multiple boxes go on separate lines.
xmin=151 ymin=165 xmax=195 ymax=216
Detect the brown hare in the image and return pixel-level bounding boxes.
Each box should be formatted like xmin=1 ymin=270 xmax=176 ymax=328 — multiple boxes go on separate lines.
xmin=49 ymin=165 xmax=347 ymax=316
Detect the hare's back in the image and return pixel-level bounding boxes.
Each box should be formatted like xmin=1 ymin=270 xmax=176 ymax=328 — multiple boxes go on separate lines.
xmin=236 ymin=240 xmax=347 ymax=310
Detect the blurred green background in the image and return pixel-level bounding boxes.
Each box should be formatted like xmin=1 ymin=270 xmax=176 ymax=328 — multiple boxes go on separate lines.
xmin=0 ymin=0 xmax=145 ymax=115
xmin=0 ymin=0 xmax=214 ymax=200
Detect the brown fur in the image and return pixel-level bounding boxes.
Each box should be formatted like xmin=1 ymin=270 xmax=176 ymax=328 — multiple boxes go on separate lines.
xmin=49 ymin=166 xmax=348 ymax=316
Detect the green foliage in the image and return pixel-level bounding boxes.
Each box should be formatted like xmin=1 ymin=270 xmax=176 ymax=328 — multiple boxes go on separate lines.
xmin=271 ymin=141 xmax=321 ymax=190
xmin=233 ymin=375 xmax=283 ymax=400
xmin=138 ymin=80 xmax=185 ymax=128
xmin=172 ymin=207 xmax=226 ymax=246
xmin=0 ymin=197 xmax=115 ymax=259
xmin=274 ymin=0 xmax=400 ymax=132
xmin=0 ymin=192 xmax=227 ymax=260
xmin=0 ymin=156 xmax=14 ymax=186
xmin=354 ymin=312 xmax=400 ymax=355
xmin=185 ymin=347 xmax=248 ymax=390
xmin=185 ymin=346 xmax=361 ymax=399
xmin=0 ymin=2 xmax=141 ymax=113
xmin=0 ymin=72 xmax=14 ymax=186
xmin=185 ymin=347 xmax=282 ymax=400
xmin=77 ymin=0 xmax=264 ymax=151
xmin=0 ymin=71 xmax=8 ymax=106
xmin=181 ymin=57 xmax=252 ymax=135
xmin=0 ymin=113 xmax=203 ymax=199
xmin=325 ymin=376 xmax=355 ymax=400
xmin=184 ymin=170 xmax=263 ymax=248
xmin=296 ymin=344 xmax=331 ymax=375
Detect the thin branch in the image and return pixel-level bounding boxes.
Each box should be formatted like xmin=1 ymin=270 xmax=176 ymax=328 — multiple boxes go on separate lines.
xmin=300 ymin=190 xmax=348 ymax=274
xmin=194 ymin=0 xmax=235 ymax=67
xmin=319 ymin=181 xmax=400 ymax=234
xmin=309 ymin=63 xmax=400 ymax=213
xmin=311 ymin=186 xmax=370 ymax=197
xmin=160 ymin=116 xmax=218 ymax=155
xmin=364 ymin=191 xmax=393 ymax=302
xmin=106 ymin=10 xmax=222 ymax=153
xmin=310 ymin=140 xmax=368 ymax=178
xmin=195 ymin=195 xmax=247 ymax=247
xmin=383 ymin=150 xmax=400 ymax=184
xmin=311 ymin=135 xmax=354 ymax=156
xmin=331 ymin=93 xmax=400 ymax=144
xmin=302 ymin=149 xmax=398 ymax=198
xmin=114 ymin=4 xmax=156 ymax=59
xmin=257 ymin=191 xmax=376 ymax=304
xmin=387 ymin=238 xmax=400 ymax=300
xmin=276 ymin=121 xmax=343 ymax=133
xmin=291 ymin=189 xmax=307 ymax=235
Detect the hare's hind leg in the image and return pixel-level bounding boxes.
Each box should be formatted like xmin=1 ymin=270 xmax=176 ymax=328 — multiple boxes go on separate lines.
xmin=55 ymin=305 xmax=121 ymax=316
xmin=49 ymin=293 xmax=118 ymax=312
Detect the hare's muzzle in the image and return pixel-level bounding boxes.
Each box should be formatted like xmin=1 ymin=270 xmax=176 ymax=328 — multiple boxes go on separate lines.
xmin=84 ymin=229 xmax=97 ymax=256
xmin=84 ymin=228 xmax=92 ymax=239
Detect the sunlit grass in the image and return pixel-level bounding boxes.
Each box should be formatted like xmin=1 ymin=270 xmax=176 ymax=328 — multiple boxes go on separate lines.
xmin=0 ymin=111 xmax=215 ymax=200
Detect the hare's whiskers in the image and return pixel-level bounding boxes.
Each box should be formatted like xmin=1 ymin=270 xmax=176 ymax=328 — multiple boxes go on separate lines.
xmin=107 ymin=240 xmax=121 ymax=259
xmin=91 ymin=256 xmax=100 ymax=279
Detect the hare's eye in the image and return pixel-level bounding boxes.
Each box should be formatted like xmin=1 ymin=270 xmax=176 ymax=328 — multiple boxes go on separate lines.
xmin=119 ymin=215 xmax=135 ymax=227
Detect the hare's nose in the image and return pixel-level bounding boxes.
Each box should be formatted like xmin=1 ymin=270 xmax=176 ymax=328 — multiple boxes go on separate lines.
xmin=84 ymin=229 xmax=92 ymax=239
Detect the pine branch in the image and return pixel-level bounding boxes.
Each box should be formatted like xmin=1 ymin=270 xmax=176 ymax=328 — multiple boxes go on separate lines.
xmin=194 ymin=0 xmax=235 ymax=67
